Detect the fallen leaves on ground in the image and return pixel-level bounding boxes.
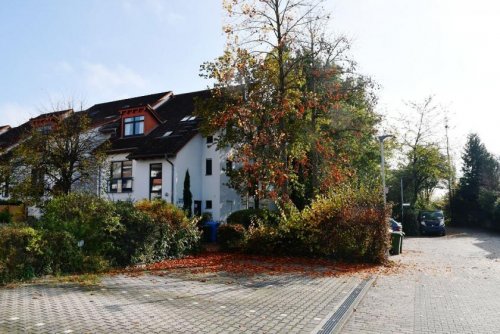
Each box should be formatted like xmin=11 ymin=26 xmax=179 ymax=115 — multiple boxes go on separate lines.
xmin=114 ymin=253 xmax=390 ymax=278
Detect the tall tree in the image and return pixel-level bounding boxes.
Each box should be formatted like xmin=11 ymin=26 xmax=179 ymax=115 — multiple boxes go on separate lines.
xmin=453 ymin=133 xmax=500 ymax=228
xmin=183 ymin=169 xmax=193 ymax=217
xmin=11 ymin=110 xmax=107 ymax=204
xmin=397 ymin=96 xmax=449 ymax=207
xmin=199 ymin=0 xmax=380 ymax=208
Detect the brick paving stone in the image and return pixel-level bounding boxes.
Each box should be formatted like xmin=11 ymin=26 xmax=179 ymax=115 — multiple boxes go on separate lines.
xmin=341 ymin=228 xmax=500 ymax=334
xmin=1 ymin=268 xmax=362 ymax=333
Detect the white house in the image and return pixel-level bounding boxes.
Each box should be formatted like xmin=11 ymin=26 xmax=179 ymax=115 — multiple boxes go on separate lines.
xmin=0 ymin=89 xmax=244 ymax=221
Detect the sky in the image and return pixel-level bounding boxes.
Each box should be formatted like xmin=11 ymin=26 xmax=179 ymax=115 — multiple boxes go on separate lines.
xmin=1 ymin=0 xmax=499 ymax=160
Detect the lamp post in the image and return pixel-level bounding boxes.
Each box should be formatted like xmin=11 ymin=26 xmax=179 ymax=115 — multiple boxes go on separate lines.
xmin=401 ymin=177 xmax=404 ymax=221
xmin=378 ymin=134 xmax=394 ymax=206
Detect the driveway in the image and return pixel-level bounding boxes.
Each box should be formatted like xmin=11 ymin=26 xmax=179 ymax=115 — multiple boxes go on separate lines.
xmin=2 ymin=228 xmax=498 ymax=333
xmin=0 ymin=263 xmax=368 ymax=333
xmin=341 ymin=228 xmax=500 ymax=334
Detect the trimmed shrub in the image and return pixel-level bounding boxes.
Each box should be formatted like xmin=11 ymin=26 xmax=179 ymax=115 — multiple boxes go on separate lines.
xmin=245 ymin=225 xmax=281 ymax=255
xmin=227 ymin=208 xmax=279 ymax=229
xmin=245 ymin=186 xmax=390 ymax=263
xmin=112 ymin=201 xmax=156 ymax=266
xmin=217 ymin=224 xmax=246 ymax=251
xmin=0 ymin=226 xmax=43 ymax=283
xmin=135 ymin=199 xmax=201 ymax=260
xmin=301 ymin=186 xmax=390 ymax=263
xmin=38 ymin=193 xmax=121 ymax=263
xmin=40 ymin=230 xmax=83 ymax=275
xmin=245 ymin=221 xmax=312 ymax=257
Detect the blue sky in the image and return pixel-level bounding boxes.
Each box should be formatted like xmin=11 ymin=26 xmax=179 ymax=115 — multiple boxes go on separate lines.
xmin=1 ymin=0 xmax=499 ymax=157
xmin=0 ymin=0 xmax=224 ymax=122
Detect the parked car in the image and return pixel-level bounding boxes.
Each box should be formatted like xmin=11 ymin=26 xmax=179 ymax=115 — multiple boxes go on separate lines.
xmin=389 ymin=218 xmax=403 ymax=232
xmin=418 ymin=210 xmax=446 ymax=236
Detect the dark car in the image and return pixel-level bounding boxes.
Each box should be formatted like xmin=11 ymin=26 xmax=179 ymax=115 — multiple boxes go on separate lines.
xmin=419 ymin=210 xmax=446 ymax=236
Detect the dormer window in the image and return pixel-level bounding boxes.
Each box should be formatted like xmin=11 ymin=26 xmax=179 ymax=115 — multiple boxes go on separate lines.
xmin=38 ymin=124 xmax=53 ymax=134
xmin=124 ymin=116 xmax=144 ymax=136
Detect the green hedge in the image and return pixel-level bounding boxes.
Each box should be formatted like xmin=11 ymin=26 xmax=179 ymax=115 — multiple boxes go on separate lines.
xmin=37 ymin=193 xmax=121 ymax=266
xmin=238 ymin=186 xmax=390 ymax=263
xmin=226 ymin=208 xmax=279 ymax=229
xmin=0 ymin=226 xmax=43 ymax=283
xmin=0 ymin=194 xmax=201 ymax=284
xmin=135 ymin=199 xmax=201 ymax=260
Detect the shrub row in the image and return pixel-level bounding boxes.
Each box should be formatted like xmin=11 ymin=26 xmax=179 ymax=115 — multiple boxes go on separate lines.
xmin=0 ymin=194 xmax=201 ymax=284
xmin=218 ymin=186 xmax=390 ymax=263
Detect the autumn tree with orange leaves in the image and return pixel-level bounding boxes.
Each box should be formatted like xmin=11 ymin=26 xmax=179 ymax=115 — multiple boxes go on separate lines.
xmin=198 ymin=0 xmax=381 ymax=209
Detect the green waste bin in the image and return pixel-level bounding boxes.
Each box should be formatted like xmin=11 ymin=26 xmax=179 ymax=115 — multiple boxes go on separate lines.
xmin=399 ymin=232 xmax=404 ymax=254
xmin=390 ymin=231 xmax=403 ymax=255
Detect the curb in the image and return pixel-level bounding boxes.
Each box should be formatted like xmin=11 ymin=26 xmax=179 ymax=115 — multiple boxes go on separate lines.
xmin=312 ymin=275 xmax=377 ymax=334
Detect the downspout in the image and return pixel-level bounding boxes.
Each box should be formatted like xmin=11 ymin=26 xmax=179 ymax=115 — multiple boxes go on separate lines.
xmin=165 ymin=155 xmax=175 ymax=204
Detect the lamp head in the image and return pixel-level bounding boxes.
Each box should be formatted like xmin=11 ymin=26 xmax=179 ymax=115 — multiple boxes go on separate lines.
xmin=378 ymin=134 xmax=394 ymax=142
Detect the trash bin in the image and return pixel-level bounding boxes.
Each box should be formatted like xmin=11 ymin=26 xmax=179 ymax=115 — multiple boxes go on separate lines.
xmin=399 ymin=232 xmax=405 ymax=254
xmin=203 ymin=221 xmax=220 ymax=243
xmin=390 ymin=231 xmax=403 ymax=255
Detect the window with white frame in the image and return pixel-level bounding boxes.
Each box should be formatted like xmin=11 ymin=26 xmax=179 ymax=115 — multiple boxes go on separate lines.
xmin=109 ymin=161 xmax=133 ymax=192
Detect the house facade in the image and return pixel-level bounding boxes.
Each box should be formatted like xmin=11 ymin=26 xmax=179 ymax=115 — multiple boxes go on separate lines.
xmin=0 ymin=90 xmax=244 ymax=221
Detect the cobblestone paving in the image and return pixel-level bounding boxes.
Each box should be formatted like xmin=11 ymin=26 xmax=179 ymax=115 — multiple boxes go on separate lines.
xmin=0 ymin=269 xmax=362 ymax=333
xmin=342 ymin=228 xmax=500 ymax=334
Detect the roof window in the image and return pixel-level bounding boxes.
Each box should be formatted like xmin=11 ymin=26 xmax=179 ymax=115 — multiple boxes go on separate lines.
xmin=180 ymin=115 xmax=197 ymax=122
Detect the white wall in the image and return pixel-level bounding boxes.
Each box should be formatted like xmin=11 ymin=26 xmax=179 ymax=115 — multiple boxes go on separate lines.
xmin=173 ymin=134 xmax=203 ymax=214
xmin=102 ymin=134 xmax=243 ymax=221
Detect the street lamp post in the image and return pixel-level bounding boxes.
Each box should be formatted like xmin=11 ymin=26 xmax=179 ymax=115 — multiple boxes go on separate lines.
xmin=378 ymin=134 xmax=394 ymax=206
xmin=401 ymin=177 xmax=404 ymax=222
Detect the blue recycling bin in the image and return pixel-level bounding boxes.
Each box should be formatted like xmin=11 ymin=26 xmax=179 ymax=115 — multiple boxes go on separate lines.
xmin=203 ymin=221 xmax=220 ymax=243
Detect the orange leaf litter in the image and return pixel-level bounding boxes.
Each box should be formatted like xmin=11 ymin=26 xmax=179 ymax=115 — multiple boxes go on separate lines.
xmin=116 ymin=252 xmax=391 ymax=278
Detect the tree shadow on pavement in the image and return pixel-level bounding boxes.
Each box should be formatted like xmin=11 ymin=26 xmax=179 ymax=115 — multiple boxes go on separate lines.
xmin=446 ymin=227 xmax=500 ymax=260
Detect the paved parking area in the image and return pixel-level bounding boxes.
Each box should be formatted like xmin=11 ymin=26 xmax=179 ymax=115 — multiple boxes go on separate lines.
xmin=0 ymin=268 xmax=363 ymax=333
xmin=341 ymin=228 xmax=500 ymax=334
xmin=3 ymin=228 xmax=498 ymax=333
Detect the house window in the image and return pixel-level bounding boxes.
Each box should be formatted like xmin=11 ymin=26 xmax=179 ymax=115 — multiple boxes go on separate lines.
xmin=124 ymin=116 xmax=144 ymax=136
xmin=206 ymin=159 xmax=212 ymax=175
xmin=206 ymin=136 xmax=213 ymax=144
xmin=110 ymin=161 xmax=133 ymax=193
xmin=1 ymin=178 xmax=9 ymax=197
xmin=150 ymin=163 xmax=162 ymax=199
xmin=206 ymin=200 xmax=212 ymax=209
xmin=225 ymin=159 xmax=233 ymax=173
xmin=38 ymin=124 xmax=53 ymax=134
